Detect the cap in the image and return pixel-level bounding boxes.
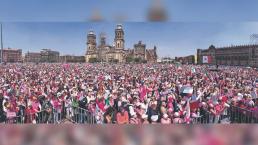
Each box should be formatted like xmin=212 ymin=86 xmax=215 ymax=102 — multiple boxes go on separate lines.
xmin=151 ymin=115 xmax=159 ymax=122
xmin=142 ymin=114 xmax=148 ymax=119
xmin=163 ymin=114 xmax=168 ymax=119
xmin=174 ymin=112 xmax=180 ymax=118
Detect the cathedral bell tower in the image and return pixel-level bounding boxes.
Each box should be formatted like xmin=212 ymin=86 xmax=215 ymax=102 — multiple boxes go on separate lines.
xmin=87 ymin=30 xmax=97 ymax=52
xmin=85 ymin=30 xmax=98 ymax=62
xmin=114 ymin=24 xmax=125 ymax=49
xmin=100 ymin=32 xmax=106 ymax=47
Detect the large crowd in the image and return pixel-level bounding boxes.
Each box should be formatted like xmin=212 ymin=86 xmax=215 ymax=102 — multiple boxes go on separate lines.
xmin=0 ymin=63 xmax=257 ymax=124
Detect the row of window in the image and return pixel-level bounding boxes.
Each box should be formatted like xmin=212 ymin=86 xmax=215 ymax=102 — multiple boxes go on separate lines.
xmin=216 ymin=55 xmax=249 ymax=60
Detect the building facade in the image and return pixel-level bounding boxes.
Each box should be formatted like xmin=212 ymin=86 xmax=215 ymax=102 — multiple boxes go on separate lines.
xmin=24 ymin=52 xmax=41 ymax=63
xmin=175 ymin=55 xmax=195 ymax=64
xmin=157 ymin=57 xmax=174 ymax=63
xmin=40 ymin=49 xmax=60 ymax=63
xmin=85 ymin=24 xmax=158 ymax=63
xmin=197 ymin=44 xmax=258 ymax=67
xmin=134 ymin=41 xmax=146 ymax=60
xmin=59 ymin=55 xmax=85 ymax=63
xmin=0 ymin=48 xmax=22 ymax=63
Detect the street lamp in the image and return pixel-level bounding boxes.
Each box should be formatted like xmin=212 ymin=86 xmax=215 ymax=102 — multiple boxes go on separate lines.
xmin=0 ymin=23 xmax=3 ymax=64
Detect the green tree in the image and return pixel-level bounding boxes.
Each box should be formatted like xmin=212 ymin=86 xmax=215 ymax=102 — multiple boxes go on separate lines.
xmin=126 ymin=56 xmax=134 ymax=63
xmin=113 ymin=59 xmax=119 ymax=63
xmin=88 ymin=57 xmax=98 ymax=63
xmin=134 ymin=57 xmax=141 ymax=63
xmin=142 ymin=59 xmax=147 ymax=63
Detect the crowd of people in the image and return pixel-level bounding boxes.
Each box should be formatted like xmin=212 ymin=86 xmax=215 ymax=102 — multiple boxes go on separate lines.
xmin=0 ymin=63 xmax=257 ymax=124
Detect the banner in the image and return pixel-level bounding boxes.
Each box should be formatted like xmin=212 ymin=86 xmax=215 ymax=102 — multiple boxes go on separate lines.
xmin=202 ymin=56 xmax=212 ymax=63
xmin=7 ymin=112 xmax=16 ymax=118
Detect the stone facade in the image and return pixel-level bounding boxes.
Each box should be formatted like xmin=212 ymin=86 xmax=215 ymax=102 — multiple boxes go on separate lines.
xmin=197 ymin=44 xmax=258 ymax=67
xmin=40 ymin=49 xmax=60 ymax=63
xmin=0 ymin=48 xmax=22 ymax=63
xmin=24 ymin=52 xmax=41 ymax=63
xmin=85 ymin=24 xmax=158 ymax=63
xmin=175 ymin=55 xmax=195 ymax=64
xmin=59 ymin=55 xmax=85 ymax=63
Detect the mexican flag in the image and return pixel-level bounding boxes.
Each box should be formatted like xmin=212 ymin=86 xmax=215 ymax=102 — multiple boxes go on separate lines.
xmin=203 ymin=56 xmax=212 ymax=63
xmin=191 ymin=67 xmax=196 ymax=74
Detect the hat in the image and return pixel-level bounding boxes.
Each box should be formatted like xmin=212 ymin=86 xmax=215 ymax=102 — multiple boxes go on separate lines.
xmin=174 ymin=112 xmax=180 ymax=118
xmin=140 ymin=103 xmax=147 ymax=110
xmin=209 ymin=103 xmax=214 ymax=108
xmin=224 ymin=103 xmax=230 ymax=108
xmin=57 ymin=92 xmax=62 ymax=97
xmin=151 ymin=115 xmax=159 ymax=122
xmin=28 ymin=101 xmax=32 ymax=106
xmin=136 ymin=102 xmax=142 ymax=107
xmin=129 ymin=105 xmax=134 ymax=111
xmin=163 ymin=114 xmax=168 ymax=119
xmin=130 ymin=111 xmax=136 ymax=117
xmin=142 ymin=114 xmax=148 ymax=119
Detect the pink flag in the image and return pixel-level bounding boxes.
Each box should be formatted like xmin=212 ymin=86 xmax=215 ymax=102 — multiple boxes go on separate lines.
xmin=62 ymin=64 xmax=70 ymax=69
xmin=140 ymin=86 xmax=147 ymax=101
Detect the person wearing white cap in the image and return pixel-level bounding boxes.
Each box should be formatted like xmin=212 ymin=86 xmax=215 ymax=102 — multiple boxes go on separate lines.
xmin=150 ymin=115 xmax=159 ymax=124
xmin=129 ymin=111 xmax=140 ymax=124
xmin=141 ymin=114 xmax=149 ymax=124
xmin=173 ymin=112 xmax=183 ymax=124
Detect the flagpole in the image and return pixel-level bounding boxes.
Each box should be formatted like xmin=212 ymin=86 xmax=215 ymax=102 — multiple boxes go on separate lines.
xmin=1 ymin=23 xmax=3 ymax=64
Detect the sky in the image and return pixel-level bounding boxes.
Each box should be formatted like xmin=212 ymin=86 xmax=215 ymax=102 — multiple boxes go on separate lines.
xmin=0 ymin=0 xmax=258 ymax=57
xmin=1 ymin=0 xmax=258 ymax=22
xmin=2 ymin=22 xmax=258 ymax=57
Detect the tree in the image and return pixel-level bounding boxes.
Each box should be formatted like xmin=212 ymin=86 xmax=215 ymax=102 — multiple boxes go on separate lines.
xmin=142 ymin=59 xmax=147 ymax=63
xmin=134 ymin=57 xmax=141 ymax=63
xmin=113 ymin=59 xmax=119 ymax=63
xmin=88 ymin=57 xmax=98 ymax=63
xmin=126 ymin=56 xmax=134 ymax=63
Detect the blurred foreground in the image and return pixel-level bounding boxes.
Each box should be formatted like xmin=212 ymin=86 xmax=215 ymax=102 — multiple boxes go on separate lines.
xmin=0 ymin=125 xmax=258 ymax=145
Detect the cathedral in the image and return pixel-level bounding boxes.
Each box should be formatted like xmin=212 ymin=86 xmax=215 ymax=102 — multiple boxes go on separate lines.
xmin=85 ymin=24 xmax=158 ymax=63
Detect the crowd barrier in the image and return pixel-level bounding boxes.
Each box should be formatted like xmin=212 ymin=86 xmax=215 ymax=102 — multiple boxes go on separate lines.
xmin=65 ymin=106 xmax=96 ymax=124
xmin=192 ymin=106 xmax=258 ymax=124
xmin=3 ymin=105 xmax=257 ymax=124
xmin=4 ymin=108 xmax=64 ymax=124
xmin=229 ymin=106 xmax=258 ymax=123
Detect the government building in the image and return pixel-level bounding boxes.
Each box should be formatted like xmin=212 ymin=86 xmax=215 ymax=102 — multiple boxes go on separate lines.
xmin=197 ymin=44 xmax=258 ymax=67
xmin=85 ymin=24 xmax=158 ymax=63
xmin=0 ymin=48 xmax=22 ymax=63
xmin=24 ymin=49 xmax=60 ymax=63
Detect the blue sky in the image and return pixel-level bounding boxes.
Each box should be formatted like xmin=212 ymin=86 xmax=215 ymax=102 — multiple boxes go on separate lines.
xmin=1 ymin=0 xmax=258 ymax=57
xmin=2 ymin=22 xmax=258 ymax=57
xmin=1 ymin=0 xmax=258 ymax=22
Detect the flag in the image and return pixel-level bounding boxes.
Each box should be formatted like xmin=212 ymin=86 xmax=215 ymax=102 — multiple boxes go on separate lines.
xmin=190 ymin=101 xmax=200 ymax=110
xmin=191 ymin=67 xmax=196 ymax=74
xmin=62 ymin=63 xmax=70 ymax=69
xmin=7 ymin=112 xmax=16 ymax=118
xmin=190 ymin=89 xmax=200 ymax=110
xmin=180 ymin=86 xmax=193 ymax=97
xmin=181 ymin=86 xmax=193 ymax=94
xmin=203 ymin=56 xmax=212 ymax=63
xmin=140 ymin=86 xmax=147 ymax=101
